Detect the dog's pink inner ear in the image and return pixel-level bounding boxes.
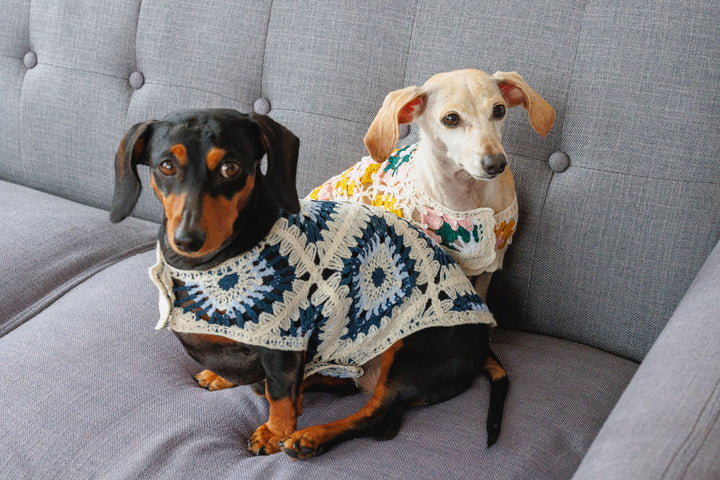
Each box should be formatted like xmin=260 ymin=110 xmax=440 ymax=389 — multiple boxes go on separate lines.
xmin=498 ymin=83 xmax=526 ymax=107
xmin=398 ymin=97 xmax=424 ymax=124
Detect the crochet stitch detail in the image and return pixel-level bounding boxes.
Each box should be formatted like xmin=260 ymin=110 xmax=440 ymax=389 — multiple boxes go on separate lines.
xmin=150 ymin=200 xmax=495 ymax=379
xmin=309 ymin=144 xmax=519 ymax=275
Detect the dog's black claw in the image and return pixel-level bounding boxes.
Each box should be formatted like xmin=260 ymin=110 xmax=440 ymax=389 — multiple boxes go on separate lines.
xmin=294 ymin=441 xmax=315 ymax=457
xmin=256 ymin=446 xmax=267 ymax=456
xmin=283 ymin=446 xmax=299 ymax=459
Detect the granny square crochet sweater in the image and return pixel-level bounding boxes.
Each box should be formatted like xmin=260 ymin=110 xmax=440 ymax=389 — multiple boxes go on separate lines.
xmin=151 ymin=200 xmax=495 ymax=379
xmin=309 ymin=144 xmax=518 ymax=276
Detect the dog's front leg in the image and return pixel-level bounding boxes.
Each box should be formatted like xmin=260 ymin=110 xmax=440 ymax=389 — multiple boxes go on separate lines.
xmin=247 ymin=349 xmax=305 ymax=456
xmin=473 ymin=273 xmax=492 ymax=301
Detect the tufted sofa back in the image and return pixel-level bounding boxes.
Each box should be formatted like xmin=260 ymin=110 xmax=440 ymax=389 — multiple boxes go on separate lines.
xmin=1 ymin=0 xmax=718 ymax=361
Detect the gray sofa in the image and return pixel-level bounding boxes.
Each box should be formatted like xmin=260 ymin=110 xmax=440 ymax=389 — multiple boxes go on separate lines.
xmin=1 ymin=1 xmax=718 ymax=478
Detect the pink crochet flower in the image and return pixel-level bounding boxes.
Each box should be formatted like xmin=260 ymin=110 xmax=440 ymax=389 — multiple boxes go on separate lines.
xmin=423 ymin=229 xmax=443 ymax=244
xmin=421 ymin=208 xmax=445 ymax=230
xmin=314 ymin=183 xmax=334 ymax=200
xmin=457 ymin=217 xmax=474 ymax=231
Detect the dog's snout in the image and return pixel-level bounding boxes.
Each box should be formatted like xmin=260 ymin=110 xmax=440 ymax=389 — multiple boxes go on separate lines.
xmin=174 ymin=225 xmax=206 ymax=254
xmin=481 ymin=154 xmax=507 ymax=176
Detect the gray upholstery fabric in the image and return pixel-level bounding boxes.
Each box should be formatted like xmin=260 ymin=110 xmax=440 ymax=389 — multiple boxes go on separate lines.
xmin=486 ymin=0 xmax=720 ymax=361
xmin=501 ymin=0 xmax=720 ymax=360
xmin=0 ymin=180 xmax=157 ymax=336
xmin=0 ymin=251 xmax=637 ymax=479
xmin=572 ymin=239 xmax=720 ymax=479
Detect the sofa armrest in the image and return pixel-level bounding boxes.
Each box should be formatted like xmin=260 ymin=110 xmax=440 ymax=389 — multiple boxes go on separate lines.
xmin=572 ymin=239 xmax=720 ymax=480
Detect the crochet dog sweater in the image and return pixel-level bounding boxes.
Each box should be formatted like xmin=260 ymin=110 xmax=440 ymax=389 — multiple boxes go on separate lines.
xmin=309 ymin=144 xmax=518 ymax=276
xmin=151 ymin=200 xmax=495 ymax=379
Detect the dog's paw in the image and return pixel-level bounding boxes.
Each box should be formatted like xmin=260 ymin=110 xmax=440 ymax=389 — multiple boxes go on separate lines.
xmin=279 ymin=428 xmax=327 ymax=460
xmin=194 ymin=370 xmax=236 ymax=391
xmin=247 ymin=424 xmax=284 ymax=456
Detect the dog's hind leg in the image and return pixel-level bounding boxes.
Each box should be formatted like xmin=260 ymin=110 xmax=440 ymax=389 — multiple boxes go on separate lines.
xmin=279 ymin=342 xmax=410 ymax=460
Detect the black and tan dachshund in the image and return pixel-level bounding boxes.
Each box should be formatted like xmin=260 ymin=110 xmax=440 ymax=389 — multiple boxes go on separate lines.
xmin=110 ymin=109 xmax=508 ymax=459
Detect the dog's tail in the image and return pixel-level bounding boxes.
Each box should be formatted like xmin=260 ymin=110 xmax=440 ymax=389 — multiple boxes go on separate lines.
xmin=481 ymin=348 xmax=509 ymax=447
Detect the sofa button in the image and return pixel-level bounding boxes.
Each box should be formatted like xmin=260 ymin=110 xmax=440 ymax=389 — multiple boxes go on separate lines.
xmin=399 ymin=124 xmax=411 ymax=139
xmin=254 ymin=97 xmax=271 ymax=115
xmin=23 ymin=51 xmax=37 ymax=69
xmin=129 ymin=71 xmax=145 ymax=89
xmin=549 ymin=151 xmax=570 ymax=173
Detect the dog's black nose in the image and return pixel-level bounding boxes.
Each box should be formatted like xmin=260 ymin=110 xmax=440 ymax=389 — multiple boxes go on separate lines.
xmin=174 ymin=227 xmax=206 ymax=253
xmin=481 ymin=154 xmax=507 ymax=176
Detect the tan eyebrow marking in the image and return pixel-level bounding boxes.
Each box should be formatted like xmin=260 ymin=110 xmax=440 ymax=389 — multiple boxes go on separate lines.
xmin=206 ymin=147 xmax=226 ymax=170
xmin=169 ymin=144 xmax=187 ymax=166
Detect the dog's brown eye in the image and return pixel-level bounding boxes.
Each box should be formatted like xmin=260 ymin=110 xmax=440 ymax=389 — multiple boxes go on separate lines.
xmin=492 ymin=104 xmax=506 ymax=119
xmin=442 ymin=113 xmax=460 ymax=128
xmin=158 ymin=160 xmax=176 ymax=176
xmin=220 ymin=161 xmax=241 ymax=179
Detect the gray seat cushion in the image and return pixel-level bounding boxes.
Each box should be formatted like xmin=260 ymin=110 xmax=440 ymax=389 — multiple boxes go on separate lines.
xmin=0 ymin=180 xmax=157 ymax=336
xmin=0 ymin=251 xmax=637 ymax=479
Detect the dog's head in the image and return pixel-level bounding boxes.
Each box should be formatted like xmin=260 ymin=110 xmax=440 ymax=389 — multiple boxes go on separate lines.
xmin=364 ymin=69 xmax=555 ymax=179
xmin=110 ymin=109 xmax=299 ymax=259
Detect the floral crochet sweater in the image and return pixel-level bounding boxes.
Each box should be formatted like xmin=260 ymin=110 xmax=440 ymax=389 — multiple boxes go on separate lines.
xmin=309 ymin=144 xmax=518 ymax=275
xmin=151 ymin=200 xmax=495 ymax=379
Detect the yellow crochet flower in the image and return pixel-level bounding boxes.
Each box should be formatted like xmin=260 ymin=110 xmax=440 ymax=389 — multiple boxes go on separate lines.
xmin=335 ymin=171 xmax=358 ymax=197
xmin=308 ymin=185 xmax=322 ymax=200
xmin=361 ymin=162 xmax=381 ymax=185
xmin=372 ymin=194 xmax=403 ymax=218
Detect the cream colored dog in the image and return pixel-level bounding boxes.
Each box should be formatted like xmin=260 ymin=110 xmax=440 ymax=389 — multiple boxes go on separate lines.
xmin=310 ymin=69 xmax=555 ymax=298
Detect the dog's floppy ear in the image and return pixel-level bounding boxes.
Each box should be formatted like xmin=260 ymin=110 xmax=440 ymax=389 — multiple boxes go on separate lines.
xmin=364 ymin=86 xmax=427 ymax=162
xmin=492 ymin=71 xmax=555 ymax=136
xmin=110 ymin=120 xmax=155 ymax=223
xmin=249 ymin=112 xmax=300 ymax=214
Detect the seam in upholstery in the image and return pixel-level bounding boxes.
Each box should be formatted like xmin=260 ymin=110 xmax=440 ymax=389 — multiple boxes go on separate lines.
xmin=661 ymin=375 xmax=720 ymax=479
xmin=32 ymin=59 xmax=130 ymax=82
xmin=21 ymin=60 xmax=254 ymax=110
xmin=130 ymin=0 xmax=143 ymax=92
xmin=270 ymin=106 xmax=368 ymax=126
xmin=121 ymin=0 xmax=144 ymax=157
xmin=681 ymin=396 xmax=720 ymax=478
xmin=0 ymin=53 xmax=29 ymax=60
xmin=0 ymin=241 xmax=156 ymax=338
xmin=258 ymin=0 xmax=274 ymax=102
xmin=521 ymin=0 xmax=589 ymax=326
xmin=132 ymin=0 xmax=142 ymax=76
xmin=17 ymin=0 xmax=33 ymax=181
xmin=400 ymin=0 xmax=419 ymax=88
xmin=521 ymin=164 xmax=555 ymax=327
xmin=563 ymin=163 xmax=720 ymax=186
xmin=141 ymin=80 xmax=254 ymax=109
xmin=555 ymin=0 xmax=588 ymax=144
